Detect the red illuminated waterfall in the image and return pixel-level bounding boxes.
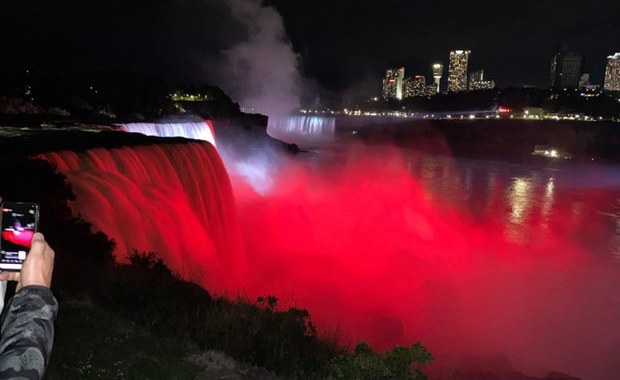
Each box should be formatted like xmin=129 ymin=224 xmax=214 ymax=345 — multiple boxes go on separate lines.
xmin=41 ymin=141 xmax=243 ymax=290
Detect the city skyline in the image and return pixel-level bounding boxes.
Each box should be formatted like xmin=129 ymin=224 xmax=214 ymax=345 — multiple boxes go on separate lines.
xmin=381 ymin=49 xmax=497 ymax=99
xmin=377 ymin=49 xmax=619 ymax=102
xmin=381 ymin=46 xmax=619 ymax=100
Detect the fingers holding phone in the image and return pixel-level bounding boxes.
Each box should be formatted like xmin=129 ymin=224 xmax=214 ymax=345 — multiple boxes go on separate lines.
xmin=0 ymin=233 xmax=54 ymax=290
xmin=16 ymin=233 xmax=54 ymax=290
xmin=0 ymin=201 xmax=53 ymax=290
xmin=0 ymin=202 xmax=39 ymax=272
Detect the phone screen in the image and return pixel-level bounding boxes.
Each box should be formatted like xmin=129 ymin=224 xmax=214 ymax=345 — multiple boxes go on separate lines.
xmin=0 ymin=202 xmax=39 ymax=270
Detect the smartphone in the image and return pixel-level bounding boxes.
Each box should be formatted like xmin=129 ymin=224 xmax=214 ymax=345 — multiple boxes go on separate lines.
xmin=0 ymin=202 xmax=39 ymax=271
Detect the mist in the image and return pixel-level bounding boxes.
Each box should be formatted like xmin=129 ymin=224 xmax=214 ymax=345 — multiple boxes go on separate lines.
xmin=206 ymin=0 xmax=303 ymax=116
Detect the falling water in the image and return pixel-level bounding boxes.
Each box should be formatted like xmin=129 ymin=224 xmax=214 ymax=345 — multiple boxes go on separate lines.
xmin=267 ymin=115 xmax=336 ymax=147
xmin=118 ymin=121 xmax=217 ymax=147
xmin=40 ymin=141 xmax=243 ymax=290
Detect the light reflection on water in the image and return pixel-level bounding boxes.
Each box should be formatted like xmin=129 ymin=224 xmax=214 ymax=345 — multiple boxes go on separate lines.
xmin=605 ymin=199 xmax=620 ymax=261
xmin=401 ymin=152 xmax=620 ymax=259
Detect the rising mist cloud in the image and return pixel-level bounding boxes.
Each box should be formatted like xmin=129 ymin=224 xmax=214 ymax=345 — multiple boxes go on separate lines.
xmin=206 ymin=0 xmax=302 ymax=116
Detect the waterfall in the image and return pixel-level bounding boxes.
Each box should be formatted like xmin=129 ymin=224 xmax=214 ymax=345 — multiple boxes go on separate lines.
xmin=40 ymin=141 xmax=243 ymax=290
xmin=267 ymin=116 xmax=336 ymax=146
xmin=118 ymin=121 xmax=217 ymax=147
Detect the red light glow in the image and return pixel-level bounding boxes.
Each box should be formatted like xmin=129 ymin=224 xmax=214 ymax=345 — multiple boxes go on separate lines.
xmin=1 ymin=230 xmax=34 ymax=248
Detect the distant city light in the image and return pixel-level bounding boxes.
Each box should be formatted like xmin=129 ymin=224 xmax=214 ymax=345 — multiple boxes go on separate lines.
xmin=170 ymin=91 xmax=210 ymax=102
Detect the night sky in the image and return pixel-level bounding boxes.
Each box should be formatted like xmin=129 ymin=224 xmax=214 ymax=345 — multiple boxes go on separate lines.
xmin=2 ymin=0 xmax=619 ymax=97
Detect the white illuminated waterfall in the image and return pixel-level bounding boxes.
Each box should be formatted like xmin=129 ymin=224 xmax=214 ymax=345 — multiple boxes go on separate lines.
xmin=267 ymin=116 xmax=336 ymax=146
xmin=118 ymin=121 xmax=216 ymax=147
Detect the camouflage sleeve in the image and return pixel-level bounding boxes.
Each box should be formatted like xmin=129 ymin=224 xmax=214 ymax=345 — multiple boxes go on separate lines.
xmin=0 ymin=286 xmax=58 ymax=380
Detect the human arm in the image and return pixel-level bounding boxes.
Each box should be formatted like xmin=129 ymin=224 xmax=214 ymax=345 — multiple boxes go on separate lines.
xmin=0 ymin=233 xmax=57 ymax=379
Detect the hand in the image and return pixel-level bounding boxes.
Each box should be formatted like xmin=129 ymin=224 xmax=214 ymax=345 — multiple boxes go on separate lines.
xmin=0 ymin=233 xmax=55 ymax=291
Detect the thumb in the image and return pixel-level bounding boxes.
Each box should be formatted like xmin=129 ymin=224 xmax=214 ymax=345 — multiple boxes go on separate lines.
xmin=17 ymin=232 xmax=54 ymax=291
xmin=28 ymin=233 xmax=46 ymax=255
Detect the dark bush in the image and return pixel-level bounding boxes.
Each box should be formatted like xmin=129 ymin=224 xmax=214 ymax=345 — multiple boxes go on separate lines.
xmin=328 ymin=342 xmax=433 ymax=380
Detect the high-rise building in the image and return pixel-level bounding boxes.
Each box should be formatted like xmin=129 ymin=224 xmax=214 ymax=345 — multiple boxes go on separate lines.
xmin=468 ymin=70 xmax=483 ymax=89
xmin=403 ymin=75 xmax=426 ymax=98
xmin=468 ymin=69 xmax=495 ymax=90
xmin=448 ymin=50 xmax=470 ymax=92
xmin=604 ymin=53 xmax=620 ymax=92
xmin=412 ymin=75 xmax=426 ymax=97
xmin=403 ymin=77 xmax=414 ymax=98
xmin=432 ymin=63 xmax=443 ymax=94
xmin=424 ymin=84 xmax=438 ymax=97
xmin=382 ymin=67 xmax=405 ymax=100
xmin=448 ymin=50 xmax=471 ymax=92
xmin=550 ymin=49 xmax=583 ymax=89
